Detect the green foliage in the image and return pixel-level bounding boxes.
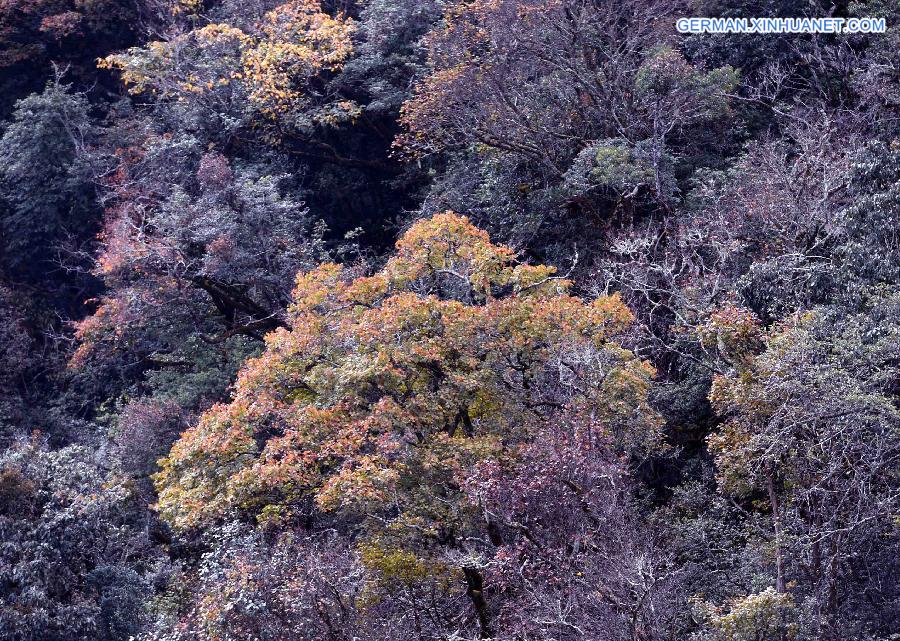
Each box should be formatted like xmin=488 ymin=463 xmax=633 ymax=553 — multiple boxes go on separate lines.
xmin=839 ymin=141 xmax=900 ymax=288
xmin=707 ymin=291 xmax=900 ymax=635
xmin=634 ymin=46 xmax=738 ymax=114
xmin=0 ymin=80 xmax=96 ymax=277
xmin=0 ymin=438 xmax=162 ymax=641
xmin=154 ymin=212 xmax=659 ymax=532
xmin=565 ymin=138 xmax=662 ymax=200
xmin=99 ymin=1 xmax=356 ymax=133
xmin=0 ymin=1 xmax=896 ymax=640
xmin=0 ymin=286 xmax=34 ymax=444
xmin=696 ymin=588 xmax=798 ymax=641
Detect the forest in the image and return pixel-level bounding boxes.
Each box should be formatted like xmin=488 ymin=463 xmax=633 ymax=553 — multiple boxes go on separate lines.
xmin=0 ymin=0 xmax=897 ymax=640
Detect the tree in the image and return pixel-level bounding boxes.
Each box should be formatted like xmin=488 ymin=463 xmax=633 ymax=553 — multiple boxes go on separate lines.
xmin=396 ymin=0 xmax=737 ymax=240
xmin=68 ymin=141 xmax=328 ymax=490
xmin=337 ymin=0 xmax=442 ymax=118
xmin=0 ymin=0 xmax=146 ymax=115
xmin=137 ymin=524 xmax=367 ymax=641
xmin=0 ymin=436 xmax=163 ymax=641
xmin=70 ymin=140 xmax=326 ymax=395
xmin=99 ymin=0 xmax=357 ymax=134
xmin=0 ymin=285 xmax=35 ymax=445
xmin=598 ymin=118 xmax=857 ymax=366
xmin=155 ymin=211 xmax=658 ymax=527
xmin=464 ymin=416 xmax=682 ymax=640
xmin=702 ymin=292 xmax=900 ymax=639
xmin=155 ymin=212 xmax=660 ymax=638
xmin=0 ymin=79 xmax=97 ymax=281
xmin=145 ymin=417 xmax=682 ymax=641
xmin=0 ymin=2 xmax=895 ymax=640
xmin=838 ymin=140 xmax=900 ymax=292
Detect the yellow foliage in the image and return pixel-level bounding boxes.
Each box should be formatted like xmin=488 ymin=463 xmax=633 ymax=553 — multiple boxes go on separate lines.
xmin=358 ymin=541 xmax=435 ymax=584
xmin=697 ymin=588 xmax=798 ymax=641
xmin=99 ymin=1 xmax=355 ymax=121
xmin=154 ymin=212 xmax=659 ymax=532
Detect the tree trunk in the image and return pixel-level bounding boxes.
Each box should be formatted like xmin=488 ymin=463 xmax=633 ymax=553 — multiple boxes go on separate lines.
xmin=463 ymin=566 xmax=493 ymax=639
xmin=767 ymin=473 xmax=786 ymax=594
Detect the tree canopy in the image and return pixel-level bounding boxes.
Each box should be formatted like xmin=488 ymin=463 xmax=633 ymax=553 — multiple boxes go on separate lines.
xmin=0 ymin=1 xmax=897 ymax=640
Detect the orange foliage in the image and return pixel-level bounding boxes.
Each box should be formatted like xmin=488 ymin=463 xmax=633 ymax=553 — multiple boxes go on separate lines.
xmin=155 ymin=212 xmax=659 ymax=531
